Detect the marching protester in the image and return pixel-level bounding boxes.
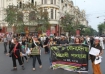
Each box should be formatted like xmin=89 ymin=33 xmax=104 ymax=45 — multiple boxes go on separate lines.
xmin=80 ymin=37 xmax=88 ymax=45
xmin=27 ymin=36 xmax=33 ymax=58
xmin=6 ymin=37 xmax=25 ymax=71
xmin=59 ymin=35 xmax=69 ymax=44
xmin=2 ymin=34 xmax=8 ymax=54
xmin=74 ymin=37 xmax=81 ymax=44
xmin=46 ymin=37 xmax=56 ymax=69
xmin=25 ymin=44 xmax=31 ymax=57
xmin=21 ymin=45 xmax=28 ymax=63
xmin=90 ymin=36 xmax=94 ymax=47
xmin=21 ymin=37 xmax=28 ymax=63
xmin=27 ymin=36 xmax=33 ymax=48
xmin=74 ymin=37 xmax=82 ymax=74
xmin=7 ymin=33 xmax=12 ymax=50
xmin=99 ymin=36 xmax=105 ymax=50
xmin=30 ymin=36 xmax=42 ymax=71
xmin=89 ymin=37 xmax=103 ymax=74
xmin=44 ymin=37 xmax=49 ymax=54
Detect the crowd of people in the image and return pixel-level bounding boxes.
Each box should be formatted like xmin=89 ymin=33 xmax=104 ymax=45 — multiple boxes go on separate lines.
xmin=1 ymin=33 xmax=104 ymax=74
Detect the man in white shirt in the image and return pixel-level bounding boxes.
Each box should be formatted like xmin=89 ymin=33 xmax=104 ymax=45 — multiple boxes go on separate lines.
xmin=99 ymin=36 xmax=104 ymax=49
xmin=7 ymin=33 xmax=12 ymax=50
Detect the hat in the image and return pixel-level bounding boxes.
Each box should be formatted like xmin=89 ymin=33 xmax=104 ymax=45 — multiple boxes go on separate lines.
xmin=94 ymin=37 xmax=100 ymax=40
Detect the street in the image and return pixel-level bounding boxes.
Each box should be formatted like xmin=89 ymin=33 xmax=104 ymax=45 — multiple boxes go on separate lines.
xmin=0 ymin=43 xmax=105 ymax=74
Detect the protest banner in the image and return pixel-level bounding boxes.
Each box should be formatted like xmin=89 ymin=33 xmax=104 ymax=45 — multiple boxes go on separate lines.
xmin=50 ymin=44 xmax=89 ymax=72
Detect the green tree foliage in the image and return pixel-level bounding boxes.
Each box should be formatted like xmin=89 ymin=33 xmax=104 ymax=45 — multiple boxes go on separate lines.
xmin=83 ymin=27 xmax=93 ymax=36
xmin=76 ymin=25 xmax=97 ymax=36
xmin=5 ymin=5 xmax=17 ymax=26
xmin=5 ymin=5 xmax=24 ymax=33
xmin=60 ymin=13 xmax=75 ymax=35
xmin=37 ymin=9 xmax=50 ymax=32
xmin=76 ymin=24 xmax=86 ymax=31
xmin=5 ymin=3 xmax=50 ymax=33
xmin=16 ymin=23 xmax=25 ymax=33
xmin=98 ymin=23 xmax=105 ymax=35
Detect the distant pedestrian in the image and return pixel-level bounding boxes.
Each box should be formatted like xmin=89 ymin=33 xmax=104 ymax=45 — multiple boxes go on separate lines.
xmin=2 ymin=34 xmax=8 ymax=54
xmin=7 ymin=33 xmax=12 ymax=50
xmin=44 ymin=37 xmax=49 ymax=54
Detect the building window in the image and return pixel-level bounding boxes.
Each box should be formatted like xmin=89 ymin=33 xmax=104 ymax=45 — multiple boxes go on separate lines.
xmin=42 ymin=0 xmax=43 ymax=4
xmin=44 ymin=0 xmax=47 ymax=4
xmin=55 ymin=10 xmax=56 ymax=19
xmin=31 ymin=0 xmax=34 ymax=4
xmin=51 ymin=9 xmax=53 ymax=19
xmin=51 ymin=0 xmax=53 ymax=4
xmin=54 ymin=0 xmax=56 ymax=4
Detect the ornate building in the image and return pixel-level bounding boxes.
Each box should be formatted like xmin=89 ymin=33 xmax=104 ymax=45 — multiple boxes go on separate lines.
xmin=0 ymin=0 xmax=88 ymax=35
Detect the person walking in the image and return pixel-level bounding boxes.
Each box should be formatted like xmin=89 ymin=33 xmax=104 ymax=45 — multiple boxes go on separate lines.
xmin=7 ymin=33 xmax=12 ymax=50
xmin=44 ymin=37 xmax=49 ymax=54
xmin=21 ymin=37 xmax=28 ymax=63
xmin=90 ymin=37 xmax=103 ymax=74
xmin=7 ymin=37 xmax=25 ymax=71
xmin=74 ymin=37 xmax=82 ymax=74
xmin=44 ymin=37 xmax=56 ymax=69
xmin=2 ymin=34 xmax=8 ymax=54
xmin=30 ymin=36 xmax=42 ymax=71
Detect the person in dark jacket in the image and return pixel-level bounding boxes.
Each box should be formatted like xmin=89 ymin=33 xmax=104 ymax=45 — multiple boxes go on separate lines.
xmin=44 ymin=37 xmax=49 ymax=54
xmin=59 ymin=35 xmax=69 ymax=44
xmin=90 ymin=36 xmax=94 ymax=47
xmin=7 ymin=37 xmax=25 ymax=71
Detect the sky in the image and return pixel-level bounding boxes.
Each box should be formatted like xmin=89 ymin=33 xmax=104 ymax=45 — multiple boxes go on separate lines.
xmin=71 ymin=0 xmax=105 ymax=31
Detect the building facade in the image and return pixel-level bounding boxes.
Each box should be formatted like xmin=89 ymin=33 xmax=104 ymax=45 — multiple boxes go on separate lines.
xmin=0 ymin=0 xmax=88 ymax=36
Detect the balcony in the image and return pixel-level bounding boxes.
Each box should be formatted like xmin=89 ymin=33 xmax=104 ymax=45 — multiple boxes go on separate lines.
xmin=38 ymin=4 xmax=60 ymax=9
xmin=49 ymin=19 xmax=59 ymax=25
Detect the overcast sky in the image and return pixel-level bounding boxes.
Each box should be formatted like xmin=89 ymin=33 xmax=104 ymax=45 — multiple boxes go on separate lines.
xmin=71 ymin=0 xmax=105 ymax=31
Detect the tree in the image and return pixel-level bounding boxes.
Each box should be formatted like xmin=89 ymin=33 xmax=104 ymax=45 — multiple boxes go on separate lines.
xmin=83 ymin=27 xmax=93 ymax=36
xmin=16 ymin=12 xmax=25 ymax=33
xmin=98 ymin=23 xmax=105 ymax=35
xmin=5 ymin=3 xmax=50 ymax=34
xmin=75 ymin=24 xmax=97 ymax=36
xmin=59 ymin=13 xmax=75 ymax=35
xmin=5 ymin=5 xmax=17 ymax=26
xmin=37 ymin=9 xmax=50 ymax=33
xmin=5 ymin=5 xmax=25 ymax=33
xmin=26 ymin=3 xmax=50 ymax=33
